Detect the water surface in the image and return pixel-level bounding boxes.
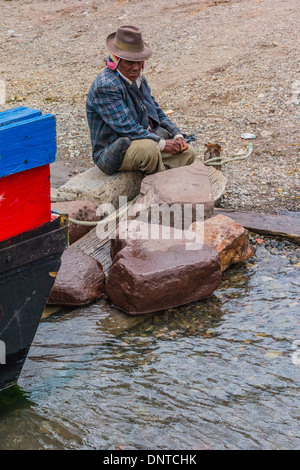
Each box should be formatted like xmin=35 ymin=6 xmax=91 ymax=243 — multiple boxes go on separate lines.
xmin=0 ymin=240 xmax=299 ymax=450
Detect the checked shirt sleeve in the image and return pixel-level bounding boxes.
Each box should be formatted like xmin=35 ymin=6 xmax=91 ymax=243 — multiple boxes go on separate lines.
xmin=91 ymin=81 xmax=161 ymax=143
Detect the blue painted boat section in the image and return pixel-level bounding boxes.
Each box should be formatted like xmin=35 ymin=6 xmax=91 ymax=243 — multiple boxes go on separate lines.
xmin=0 ymin=107 xmax=42 ymax=127
xmin=0 ymin=108 xmax=57 ymax=178
xmin=0 ymin=106 xmax=27 ymax=118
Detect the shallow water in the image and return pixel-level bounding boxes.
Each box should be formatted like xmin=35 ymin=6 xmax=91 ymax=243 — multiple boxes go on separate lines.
xmin=0 ymin=240 xmax=299 ymax=450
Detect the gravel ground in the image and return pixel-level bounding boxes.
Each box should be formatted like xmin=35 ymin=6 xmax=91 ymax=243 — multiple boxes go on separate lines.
xmin=1 ymin=0 xmax=299 ymax=214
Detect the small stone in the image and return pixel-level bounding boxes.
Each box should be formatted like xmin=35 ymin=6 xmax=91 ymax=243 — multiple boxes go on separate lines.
xmin=260 ymin=130 xmax=273 ymax=138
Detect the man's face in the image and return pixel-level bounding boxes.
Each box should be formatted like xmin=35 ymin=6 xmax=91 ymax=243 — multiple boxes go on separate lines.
xmin=118 ymin=59 xmax=144 ymax=82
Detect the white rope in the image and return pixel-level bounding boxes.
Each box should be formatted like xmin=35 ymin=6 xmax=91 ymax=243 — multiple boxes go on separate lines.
xmin=52 ymin=196 xmax=138 ymax=227
xmin=204 ymin=143 xmax=253 ymax=166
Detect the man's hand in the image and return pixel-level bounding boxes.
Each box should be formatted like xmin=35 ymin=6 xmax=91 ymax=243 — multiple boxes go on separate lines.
xmin=164 ymin=138 xmax=188 ymax=155
xmin=175 ymin=136 xmax=188 ymax=152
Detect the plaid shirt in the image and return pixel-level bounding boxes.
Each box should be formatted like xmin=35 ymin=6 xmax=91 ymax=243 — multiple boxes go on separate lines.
xmin=86 ymin=67 xmax=182 ymax=175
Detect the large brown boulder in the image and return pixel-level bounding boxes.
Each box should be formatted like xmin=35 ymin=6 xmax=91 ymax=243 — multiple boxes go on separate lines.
xmin=190 ymin=214 xmax=255 ymax=271
xmin=110 ymin=219 xmax=201 ymax=261
xmin=130 ymin=162 xmax=214 ymax=229
xmin=106 ymin=233 xmax=222 ymax=315
xmin=51 ymin=200 xmax=100 ymax=244
xmin=48 ymin=246 xmax=105 ymax=306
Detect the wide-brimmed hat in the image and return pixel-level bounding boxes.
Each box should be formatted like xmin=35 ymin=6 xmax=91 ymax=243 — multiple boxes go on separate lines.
xmin=106 ymin=25 xmax=153 ymax=61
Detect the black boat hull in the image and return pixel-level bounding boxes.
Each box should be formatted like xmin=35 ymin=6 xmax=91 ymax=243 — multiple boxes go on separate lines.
xmin=0 ymin=216 xmax=68 ymax=391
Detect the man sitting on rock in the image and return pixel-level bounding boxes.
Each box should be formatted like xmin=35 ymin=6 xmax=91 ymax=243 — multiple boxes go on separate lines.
xmin=86 ymin=25 xmax=196 ymax=175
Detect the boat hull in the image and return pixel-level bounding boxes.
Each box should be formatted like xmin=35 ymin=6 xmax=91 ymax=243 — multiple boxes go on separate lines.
xmin=0 ymin=216 xmax=68 ymax=391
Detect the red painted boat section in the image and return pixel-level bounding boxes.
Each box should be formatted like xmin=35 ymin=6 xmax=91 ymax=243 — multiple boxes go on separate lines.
xmin=0 ymin=165 xmax=51 ymax=242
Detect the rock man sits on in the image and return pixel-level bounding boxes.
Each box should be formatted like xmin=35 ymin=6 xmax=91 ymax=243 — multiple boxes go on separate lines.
xmin=86 ymin=25 xmax=196 ymax=175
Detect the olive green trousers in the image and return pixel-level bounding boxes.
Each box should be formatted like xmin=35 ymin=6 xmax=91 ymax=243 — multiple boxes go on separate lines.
xmin=118 ymin=139 xmax=196 ymax=174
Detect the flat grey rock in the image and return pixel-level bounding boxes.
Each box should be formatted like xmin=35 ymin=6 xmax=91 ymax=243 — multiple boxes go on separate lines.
xmin=51 ymin=166 xmax=144 ymax=208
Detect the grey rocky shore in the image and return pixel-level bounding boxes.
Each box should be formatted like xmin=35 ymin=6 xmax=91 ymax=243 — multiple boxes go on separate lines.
xmin=1 ymin=0 xmax=299 ymax=215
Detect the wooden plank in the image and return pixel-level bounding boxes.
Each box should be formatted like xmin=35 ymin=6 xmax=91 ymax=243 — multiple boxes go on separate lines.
xmin=0 ymin=107 xmax=42 ymax=127
xmin=207 ymin=166 xmax=227 ymax=202
xmin=73 ymin=203 xmax=133 ymax=272
xmin=0 ymin=114 xmax=56 ymax=177
xmin=280 ymin=210 xmax=300 ymax=219
xmin=0 ymin=224 xmax=68 ymax=274
xmin=214 ymin=208 xmax=300 ymax=244
xmin=0 ymin=106 xmax=28 ymax=119
xmin=74 ymin=226 xmax=114 ymax=273
xmin=0 ymin=213 xmax=67 ymax=250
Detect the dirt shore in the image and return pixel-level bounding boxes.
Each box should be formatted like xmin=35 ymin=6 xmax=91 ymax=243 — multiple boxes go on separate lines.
xmin=1 ymin=0 xmax=299 ymax=213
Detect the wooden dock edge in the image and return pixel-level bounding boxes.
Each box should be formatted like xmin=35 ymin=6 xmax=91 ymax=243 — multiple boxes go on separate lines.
xmin=214 ymin=208 xmax=300 ymax=245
